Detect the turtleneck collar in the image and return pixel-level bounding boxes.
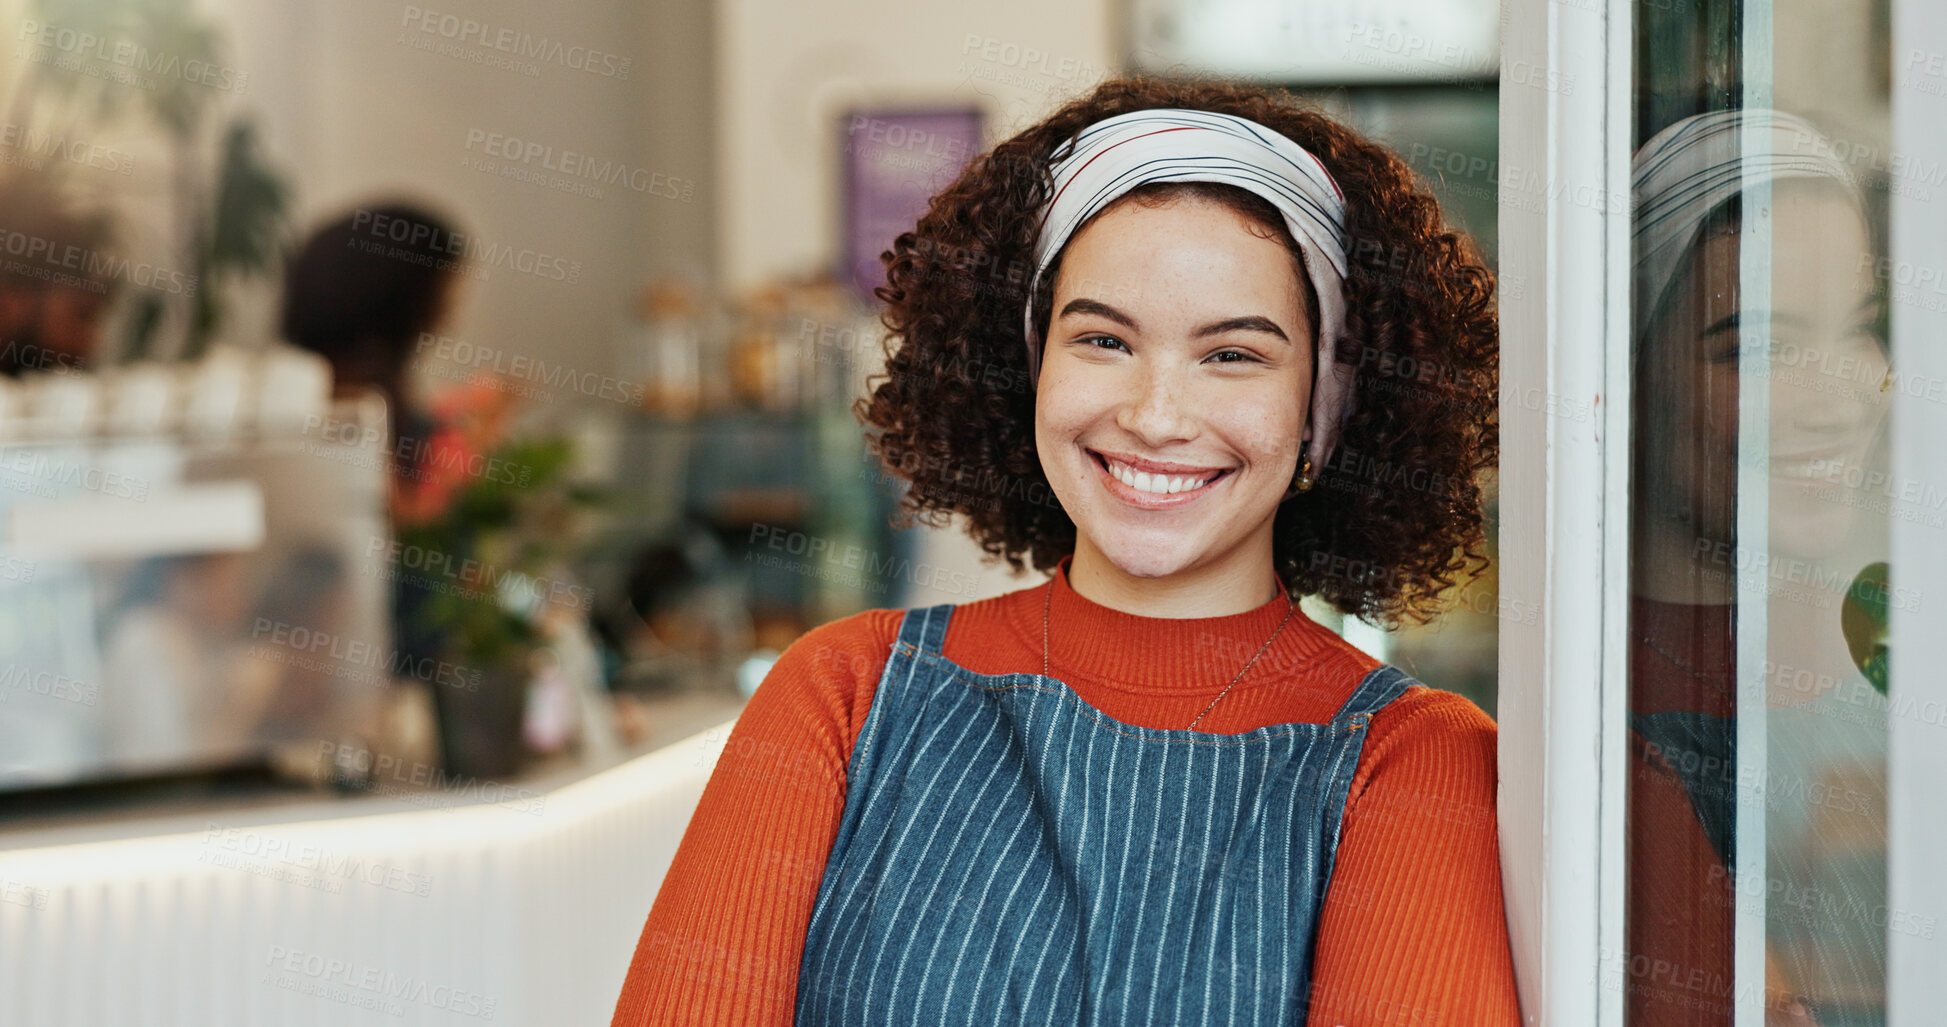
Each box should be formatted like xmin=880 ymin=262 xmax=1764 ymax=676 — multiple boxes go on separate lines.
xmin=1004 ymin=556 xmax=1350 ymax=695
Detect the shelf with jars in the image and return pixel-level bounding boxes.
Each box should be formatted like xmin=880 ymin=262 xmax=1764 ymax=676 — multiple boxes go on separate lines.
xmin=592 ymin=276 xmax=908 ymax=704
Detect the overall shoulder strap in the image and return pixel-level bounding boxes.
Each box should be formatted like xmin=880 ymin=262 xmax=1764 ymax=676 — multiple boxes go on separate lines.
xmin=1330 ymin=664 xmax=1415 ymax=728
xmin=893 ymin=603 xmax=956 ymax=656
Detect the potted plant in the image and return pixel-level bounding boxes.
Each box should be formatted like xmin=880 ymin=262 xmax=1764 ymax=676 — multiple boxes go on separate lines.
xmin=393 ymin=379 xmax=602 ymax=779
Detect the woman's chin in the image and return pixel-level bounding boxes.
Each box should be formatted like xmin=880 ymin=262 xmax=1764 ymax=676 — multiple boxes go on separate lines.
xmin=1082 ymin=535 xmax=1204 ymax=583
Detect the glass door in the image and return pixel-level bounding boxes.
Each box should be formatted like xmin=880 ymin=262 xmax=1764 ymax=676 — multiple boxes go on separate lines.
xmin=1626 ymin=0 xmax=1912 ymax=1023
xmin=1498 ymin=0 xmax=1946 ymax=1022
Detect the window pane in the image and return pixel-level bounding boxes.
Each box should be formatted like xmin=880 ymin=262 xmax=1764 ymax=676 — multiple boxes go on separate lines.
xmin=1628 ymin=0 xmax=1894 ymax=1023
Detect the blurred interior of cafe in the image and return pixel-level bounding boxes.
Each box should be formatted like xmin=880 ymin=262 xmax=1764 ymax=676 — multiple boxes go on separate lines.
xmin=0 ymin=0 xmax=1928 ymax=1022
xmin=0 ymin=1 xmax=1505 ymax=1018
xmin=0 ymin=0 xmax=1506 ymax=816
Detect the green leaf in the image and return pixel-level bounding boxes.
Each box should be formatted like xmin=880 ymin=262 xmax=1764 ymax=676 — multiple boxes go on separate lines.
xmin=1840 ymin=561 xmax=1891 ymax=696
xmin=208 ymin=118 xmax=288 ymax=274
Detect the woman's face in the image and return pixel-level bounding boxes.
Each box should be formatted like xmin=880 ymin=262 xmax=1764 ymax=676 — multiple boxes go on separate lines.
xmin=1034 ymin=194 xmax=1311 ymax=586
xmin=1637 ymin=182 xmax=1887 ymax=558
xmin=1762 ymin=187 xmax=1888 ymax=556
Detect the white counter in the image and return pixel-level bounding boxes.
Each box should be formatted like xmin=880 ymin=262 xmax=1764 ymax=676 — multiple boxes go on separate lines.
xmin=0 ymin=704 xmax=742 ymax=1027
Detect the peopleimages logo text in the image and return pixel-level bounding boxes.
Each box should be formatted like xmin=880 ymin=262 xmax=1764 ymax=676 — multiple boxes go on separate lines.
xmin=0 ymin=123 xmax=135 ymax=175
xmin=350 ymin=208 xmax=581 ymax=285
xmin=462 ymin=129 xmax=692 ymax=199
xmin=399 ymin=6 xmax=631 ymax=78
xmin=15 ymin=21 xmax=248 ymax=92
xmin=0 ymin=229 xmax=196 ymax=296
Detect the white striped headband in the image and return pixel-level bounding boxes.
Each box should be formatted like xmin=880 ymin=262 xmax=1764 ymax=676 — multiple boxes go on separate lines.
xmin=1023 ymin=108 xmax=1357 ymax=475
xmin=1632 ymin=108 xmax=1863 ymax=334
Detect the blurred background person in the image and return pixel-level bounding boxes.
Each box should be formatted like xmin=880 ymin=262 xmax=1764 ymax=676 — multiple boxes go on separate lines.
xmin=279 ymin=202 xmax=489 ymax=676
xmin=279 ymin=201 xmax=466 ymax=461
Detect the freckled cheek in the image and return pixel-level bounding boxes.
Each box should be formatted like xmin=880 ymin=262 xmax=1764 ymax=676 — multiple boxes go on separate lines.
xmin=1035 ymin=378 xmax=1125 ymax=441
xmin=1214 ymin=396 xmax=1305 ymax=467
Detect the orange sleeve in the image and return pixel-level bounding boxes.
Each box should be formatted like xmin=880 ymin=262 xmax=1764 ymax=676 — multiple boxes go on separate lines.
xmin=1307 ymin=687 xmax=1522 ymax=1026
xmin=609 ymin=609 xmax=901 ymax=1027
xmin=1625 ymin=731 xmax=1734 ymax=1027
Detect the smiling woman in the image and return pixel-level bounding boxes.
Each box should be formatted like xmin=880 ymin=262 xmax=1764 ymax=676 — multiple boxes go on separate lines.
xmin=613 ymin=76 xmax=1512 ymax=1027
xmin=870 ymin=85 xmax=1497 ymax=625
xmin=1035 ymin=187 xmax=1320 ymax=616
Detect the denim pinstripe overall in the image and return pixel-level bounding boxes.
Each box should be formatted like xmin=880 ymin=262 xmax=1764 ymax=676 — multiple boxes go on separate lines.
xmin=794 ymin=604 xmax=1414 ymax=1027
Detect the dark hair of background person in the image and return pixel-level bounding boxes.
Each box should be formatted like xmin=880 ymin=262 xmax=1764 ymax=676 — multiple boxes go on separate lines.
xmin=0 ymin=172 xmax=118 ymax=376
xmin=858 ymin=75 xmax=1500 ymax=625
xmin=279 ymin=202 xmax=460 ymax=415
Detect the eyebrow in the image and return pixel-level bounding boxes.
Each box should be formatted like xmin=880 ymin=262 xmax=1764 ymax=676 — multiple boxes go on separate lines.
xmin=1701 ymin=293 xmax=1884 ymax=337
xmin=1057 ymin=298 xmax=1291 ymax=342
xmin=1194 ymin=315 xmax=1289 ymax=342
xmin=1058 ymin=298 xmax=1137 ymax=328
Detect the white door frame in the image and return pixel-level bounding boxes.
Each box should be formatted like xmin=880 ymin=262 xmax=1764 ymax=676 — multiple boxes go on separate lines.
xmin=1496 ymin=0 xmax=1633 ymax=1023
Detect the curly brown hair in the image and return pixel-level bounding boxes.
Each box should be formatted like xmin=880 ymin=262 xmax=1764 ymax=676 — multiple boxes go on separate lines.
xmin=857 ymin=76 xmax=1498 ymax=625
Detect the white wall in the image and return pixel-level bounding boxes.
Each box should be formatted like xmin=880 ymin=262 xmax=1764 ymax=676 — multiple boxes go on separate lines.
xmin=713 ymin=0 xmax=1117 ymax=291
xmin=715 ymin=0 xmax=1117 ymax=600
xmin=223 ymin=0 xmax=656 ymax=386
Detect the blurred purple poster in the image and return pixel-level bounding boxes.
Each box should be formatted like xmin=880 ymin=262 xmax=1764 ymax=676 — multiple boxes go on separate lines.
xmin=842 ymin=108 xmax=984 ymax=299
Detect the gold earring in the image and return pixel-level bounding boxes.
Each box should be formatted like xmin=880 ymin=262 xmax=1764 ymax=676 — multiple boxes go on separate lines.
xmin=1296 ymin=455 xmax=1315 ymax=492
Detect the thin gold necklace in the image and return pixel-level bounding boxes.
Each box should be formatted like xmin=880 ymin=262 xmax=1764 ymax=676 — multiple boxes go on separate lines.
xmin=1041 ymin=575 xmax=1299 ymax=731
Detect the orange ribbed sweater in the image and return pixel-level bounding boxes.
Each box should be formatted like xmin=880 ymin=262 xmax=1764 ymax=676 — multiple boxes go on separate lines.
xmin=612 ymin=564 xmax=1521 ymax=1025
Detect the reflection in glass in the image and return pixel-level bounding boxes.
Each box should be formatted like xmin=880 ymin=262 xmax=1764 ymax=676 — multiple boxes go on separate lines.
xmin=1628 ymin=110 xmax=1891 ymax=1025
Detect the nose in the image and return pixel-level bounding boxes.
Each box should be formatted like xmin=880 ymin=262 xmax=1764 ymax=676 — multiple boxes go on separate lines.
xmin=1115 ymin=361 xmax=1197 ymax=446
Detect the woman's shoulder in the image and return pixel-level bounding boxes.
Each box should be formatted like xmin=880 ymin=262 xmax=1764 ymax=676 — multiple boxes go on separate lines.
xmin=1374 ymin=675 xmax=1497 ymax=736
xmin=754 ymin=607 xmax=921 ymax=754
xmin=1347 ymin=674 xmax=1500 ymax=823
xmin=1360 ymin=673 xmax=1499 ymax=774
xmin=774 ymin=607 xmax=908 ymax=680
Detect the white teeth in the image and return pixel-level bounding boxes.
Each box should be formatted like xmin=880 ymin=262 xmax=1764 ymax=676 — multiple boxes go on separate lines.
xmin=1106 ymin=458 xmax=1212 ymax=495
